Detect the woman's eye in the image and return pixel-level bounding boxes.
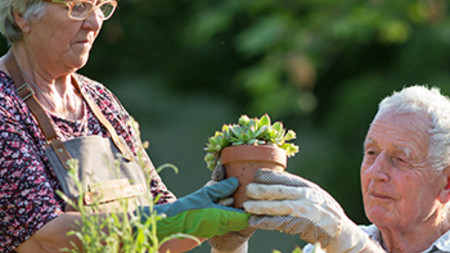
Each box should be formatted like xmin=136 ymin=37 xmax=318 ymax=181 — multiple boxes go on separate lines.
xmin=72 ymin=2 xmax=89 ymax=13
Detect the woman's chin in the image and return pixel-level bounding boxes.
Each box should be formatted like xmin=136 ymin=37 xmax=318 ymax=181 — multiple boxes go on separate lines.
xmin=65 ymin=57 xmax=90 ymax=72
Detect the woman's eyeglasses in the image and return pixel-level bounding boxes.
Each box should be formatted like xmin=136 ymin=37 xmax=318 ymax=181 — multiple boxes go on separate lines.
xmin=44 ymin=0 xmax=117 ymax=21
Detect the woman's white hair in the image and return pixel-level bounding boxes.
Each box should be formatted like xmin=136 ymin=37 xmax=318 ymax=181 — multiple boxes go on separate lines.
xmin=374 ymin=85 xmax=450 ymax=172
xmin=0 ymin=0 xmax=47 ymax=43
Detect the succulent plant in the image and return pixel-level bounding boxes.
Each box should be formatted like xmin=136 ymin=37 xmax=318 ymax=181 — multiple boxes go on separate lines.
xmin=204 ymin=114 xmax=299 ymax=170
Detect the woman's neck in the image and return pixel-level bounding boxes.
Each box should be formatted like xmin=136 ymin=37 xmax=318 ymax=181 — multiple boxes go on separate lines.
xmin=11 ymin=45 xmax=84 ymax=121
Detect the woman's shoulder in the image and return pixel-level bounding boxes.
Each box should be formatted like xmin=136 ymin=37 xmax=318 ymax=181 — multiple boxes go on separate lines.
xmin=0 ymin=70 xmax=16 ymax=94
xmin=76 ymin=73 xmax=125 ymax=104
xmin=0 ymin=70 xmax=28 ymax=116
xmin=74 ymin=72 xmax=130 ymax=123
xmin=74 ymin=73 xmax=112 ymax=97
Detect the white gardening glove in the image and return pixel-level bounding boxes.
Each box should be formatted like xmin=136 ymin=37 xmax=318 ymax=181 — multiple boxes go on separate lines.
xmin=207 ymin=165 xmax=255 ymax=253
xmin=244 ymin=169 xmax=384 ymax=253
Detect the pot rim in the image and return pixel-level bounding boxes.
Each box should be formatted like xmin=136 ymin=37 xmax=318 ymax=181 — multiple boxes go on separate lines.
xmin=220 ymin=144 xmax=287 ymax=168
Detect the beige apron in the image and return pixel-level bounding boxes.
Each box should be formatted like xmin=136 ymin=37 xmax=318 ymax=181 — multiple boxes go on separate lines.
xmin=46 ymin=135 xmax=150 ymax=212
xmin=5 ymin=50 xmax=150 ymax=213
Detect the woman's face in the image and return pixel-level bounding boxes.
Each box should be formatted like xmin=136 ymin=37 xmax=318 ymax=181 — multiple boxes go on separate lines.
xmin=360 ymin=111 xmax=447 ymax=232
xmin=23 ymin=1 xmax=104 ymax=74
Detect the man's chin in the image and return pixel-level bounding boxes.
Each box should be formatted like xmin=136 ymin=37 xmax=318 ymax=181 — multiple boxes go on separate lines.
xmin=366 ymin=207 xmax=395 ymax=225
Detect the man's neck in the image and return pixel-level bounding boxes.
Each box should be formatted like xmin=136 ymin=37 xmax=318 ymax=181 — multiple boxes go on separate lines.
xmin=378 ymin=214 xmax=450 ymax=253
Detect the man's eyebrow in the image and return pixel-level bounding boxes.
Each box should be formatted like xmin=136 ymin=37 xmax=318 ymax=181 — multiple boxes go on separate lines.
xmin=393 ymin=144 xmax=411 ymax=158
xmin=363 ymin=139 xmax=411 ymax=158
xmin=363 ymin=138 xmax=374 ymax=146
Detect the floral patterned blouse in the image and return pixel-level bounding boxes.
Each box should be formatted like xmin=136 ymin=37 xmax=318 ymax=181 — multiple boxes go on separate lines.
xmin=0 ymin=71 xmax=176 ymax=252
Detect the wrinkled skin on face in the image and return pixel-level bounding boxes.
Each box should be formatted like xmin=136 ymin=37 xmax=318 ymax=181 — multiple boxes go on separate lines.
xmin=17 ymin=2 xmax=104 ymax=77
xmin=361 ymin=111 xmax=450 ymax=251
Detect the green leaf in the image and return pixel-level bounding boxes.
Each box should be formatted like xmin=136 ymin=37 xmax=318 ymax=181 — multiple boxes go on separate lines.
xmin=230 ymin=125 xmax=243 ymax=137
xmin=248 ymin=139 xmax=258 ymax=145
xmin=204 ymin=153 xmax=216 ymax=162
xmin=208 ymin=136 xmax=218 ymax=146
xmin=260 ymin=114 xmax=271 ymax=127
xmin=284 ymin=130 xmax=297 ymax=141
xmin=254 ymin=125 xmax=268 ymax=138
xmin=204 ymin=144 xmax=216 ymax=153
xmin=272 ymin=121 xmax=283 ymax=132
xmin=220 ymin=137 xmax=230 ymax=147
xmin=221 ymin=124 xmax=230 ymax=133
xmin=238 ymin=115 xmax=251 ymax=126
xmin=283 ymin=143 xmax=300 ymax=157
xmin=265 ymin=127 xmax=276 ymax=139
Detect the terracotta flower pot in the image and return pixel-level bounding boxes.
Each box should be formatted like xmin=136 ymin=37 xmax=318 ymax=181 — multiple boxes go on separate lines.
xmin=220 ymin=144 xmax=287 ymax=208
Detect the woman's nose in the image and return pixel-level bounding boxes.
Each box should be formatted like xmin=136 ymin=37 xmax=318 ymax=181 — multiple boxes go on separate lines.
xmin=82 ymin=8 xmax=103 ymax=31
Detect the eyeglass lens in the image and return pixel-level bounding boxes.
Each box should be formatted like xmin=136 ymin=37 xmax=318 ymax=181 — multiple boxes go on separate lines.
xmin=70 ymin=1 xmax=116 ymax=20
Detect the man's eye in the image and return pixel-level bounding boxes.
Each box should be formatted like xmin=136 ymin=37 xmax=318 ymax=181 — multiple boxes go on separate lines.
xmin=395 ymin=156 xmax=407 ymax=164
xmin=366 ymin=150 xmax=376 ymax=156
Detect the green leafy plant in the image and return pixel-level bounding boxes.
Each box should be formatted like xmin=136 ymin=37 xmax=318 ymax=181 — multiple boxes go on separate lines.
xmin=57 ymin=118 xmax=198 ymax=252
xmin=204 ymin=114 xmax=299 ymax=170
xmin=58 ymin=160 xmax=195 ymax=253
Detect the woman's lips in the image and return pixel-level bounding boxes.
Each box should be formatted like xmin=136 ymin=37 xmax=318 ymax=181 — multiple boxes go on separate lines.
xmin=76 ymin=40 xmax=90 ymax=45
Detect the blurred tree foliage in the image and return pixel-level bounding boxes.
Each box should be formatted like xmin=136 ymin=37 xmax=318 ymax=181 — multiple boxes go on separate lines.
xmin=83 ymin=0 xmax=450 ymax=219
xmin=86 ymin=0 xmax=450 ymax=116
xmin=1 ymin=0 xmax=450 ymax=251
xmin=89 ymin=0 xmax=450 ymax=249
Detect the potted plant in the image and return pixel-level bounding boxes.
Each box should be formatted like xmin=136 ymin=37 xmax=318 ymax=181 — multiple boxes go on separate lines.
xmin=204 ymin=114 xmax=299 ymax=208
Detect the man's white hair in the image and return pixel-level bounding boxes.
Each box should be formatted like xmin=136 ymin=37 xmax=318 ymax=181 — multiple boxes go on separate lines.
xmin=0 ymin=0 xmax=47 ymax=43
xmin=374 ymin=85 xmax=450 ymax=172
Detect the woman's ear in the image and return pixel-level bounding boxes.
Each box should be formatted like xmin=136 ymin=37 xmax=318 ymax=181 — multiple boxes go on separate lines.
xmin=13 ymin=10 xmax=31 ymax=34
xmin=438 ymin=166 xmax=450 ymax=204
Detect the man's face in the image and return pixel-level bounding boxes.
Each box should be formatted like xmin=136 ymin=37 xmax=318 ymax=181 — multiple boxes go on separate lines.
xmin=360 ymin=111 xmax=446 ymax=231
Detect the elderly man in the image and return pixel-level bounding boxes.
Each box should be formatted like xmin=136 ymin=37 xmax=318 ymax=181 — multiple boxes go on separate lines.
xmin=243 ymin=85 xmax=450 ymax=253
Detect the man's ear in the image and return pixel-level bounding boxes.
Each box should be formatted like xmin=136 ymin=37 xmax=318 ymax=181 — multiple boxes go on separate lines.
xmin=438 ymin=166 xmax=450 ymax=204
xmin=13 ymin=10 xmax=31 ymax=34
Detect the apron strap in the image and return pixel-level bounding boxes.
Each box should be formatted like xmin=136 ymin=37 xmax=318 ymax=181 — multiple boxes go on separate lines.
xmin=72 ymin=76 xmax=134 ymax=162
xmin=4 ymin=49 xmax=73 ymax=169
xmin=4 ymin=49 xmax=135 ymax=169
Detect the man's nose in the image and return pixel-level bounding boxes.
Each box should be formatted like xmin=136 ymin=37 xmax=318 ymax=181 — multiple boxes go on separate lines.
xmin=367 ymin=152 xmax=390 ymax=182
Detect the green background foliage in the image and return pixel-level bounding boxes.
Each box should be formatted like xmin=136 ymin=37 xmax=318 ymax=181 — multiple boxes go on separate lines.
xmin=2 ymin=0 xmax=450 ymax=252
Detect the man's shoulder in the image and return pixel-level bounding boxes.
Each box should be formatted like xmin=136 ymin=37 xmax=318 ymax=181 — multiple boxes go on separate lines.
xmin=302 ymin=224 xmax=379 ymax=253
xmin=430 ymin=229 xmax=450 ymax=252
xmin=358 ymin=224 xmax=379 ymax=238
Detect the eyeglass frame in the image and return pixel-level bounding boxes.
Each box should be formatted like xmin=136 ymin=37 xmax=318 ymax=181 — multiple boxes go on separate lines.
xmin=43 ymin=0 xmax=118 ymax=21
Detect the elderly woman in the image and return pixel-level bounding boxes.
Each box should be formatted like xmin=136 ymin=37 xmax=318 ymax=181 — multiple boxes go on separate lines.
xmin=0 ymin=1 xmax=248 ymax=252
xmin=243 ymin=85 xmax=450 ymax=253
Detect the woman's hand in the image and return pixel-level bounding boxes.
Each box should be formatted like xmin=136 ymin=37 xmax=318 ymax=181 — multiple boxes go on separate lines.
xmin=138 ymin=178 xmax=249 ymax=240
xmin=207 ymin=165 xmax=255 ymax=253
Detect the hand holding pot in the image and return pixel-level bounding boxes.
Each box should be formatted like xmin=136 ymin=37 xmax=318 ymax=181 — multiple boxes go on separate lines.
xmin=137 ymin=178 xmax=249 ymax=240
xmin=244 ymin=169 xmax=384 ymax=253
xmin=207 ymin=165 xmax=256 ymax=253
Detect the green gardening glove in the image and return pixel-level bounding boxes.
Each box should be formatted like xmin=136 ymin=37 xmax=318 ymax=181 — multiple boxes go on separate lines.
xmin=137 ymin=178 xmax=249 ymax=240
